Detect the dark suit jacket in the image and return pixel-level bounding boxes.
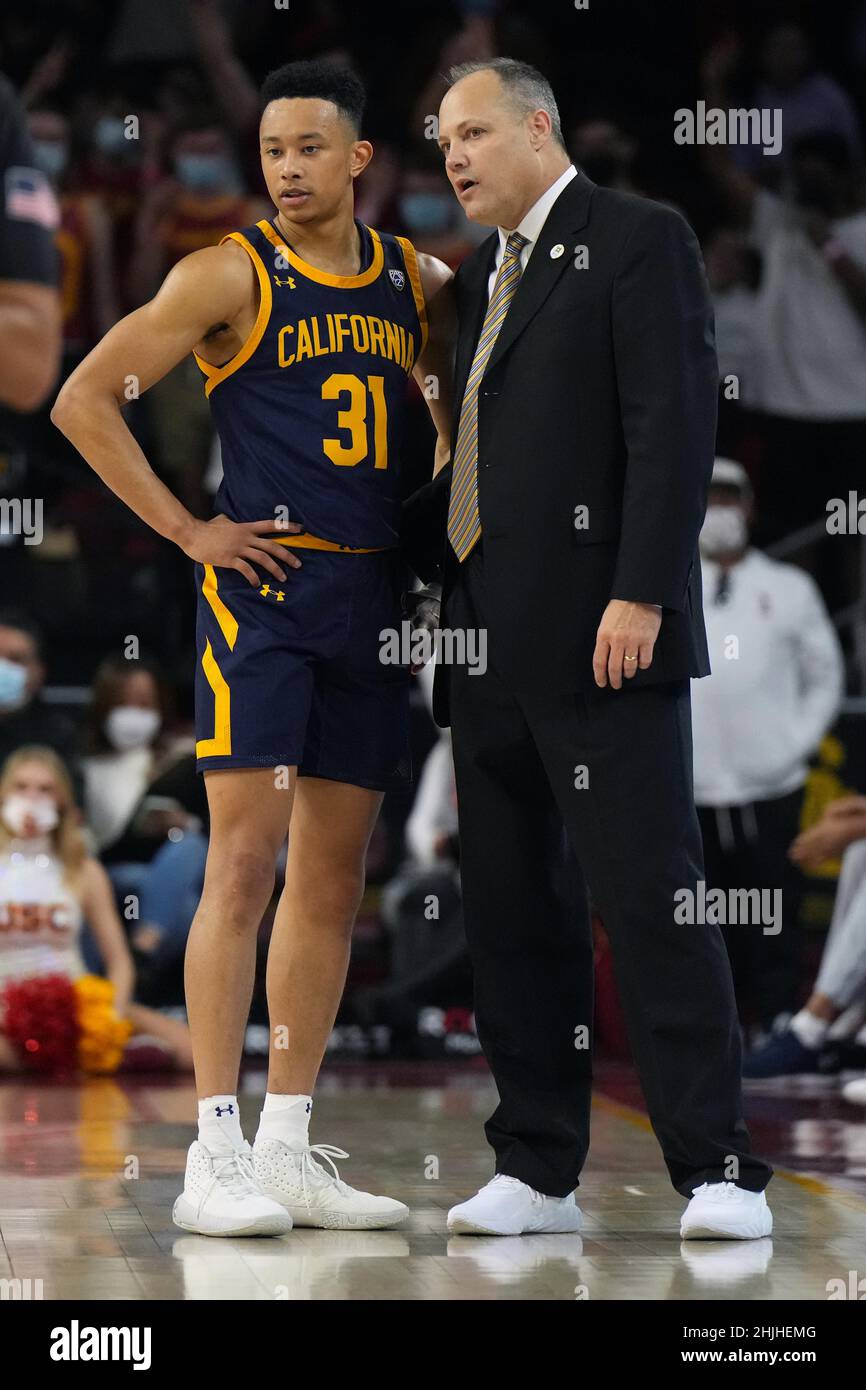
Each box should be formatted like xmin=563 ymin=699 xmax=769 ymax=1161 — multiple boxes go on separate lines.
xmin=402 ymin=170 xmax=717 ymax=728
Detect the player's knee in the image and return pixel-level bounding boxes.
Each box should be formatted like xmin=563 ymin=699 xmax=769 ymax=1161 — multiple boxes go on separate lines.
xmin=205 ymin=840 xmax=277 ymax=906
xmin=314 ymin=862 xmax=366 ymax=923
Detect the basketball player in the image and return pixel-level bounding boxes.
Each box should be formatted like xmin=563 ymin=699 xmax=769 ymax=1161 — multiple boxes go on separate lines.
xmin=52 ymin=61 xmax=454 ymax=1236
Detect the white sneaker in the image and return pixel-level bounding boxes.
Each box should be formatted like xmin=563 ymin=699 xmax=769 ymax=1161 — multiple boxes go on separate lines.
xmin=680 ymin=1181 xmax=773 ymax=1240
xmin=253 ymin=1139 xmax=409 ymax=1229
xmin=447 ymin=1174 xmax=583 ymax=1236
xmin=172 ymin=1140 xmax=292 ymax=1237
xmin=842 ymin=1076 xmax=866 ymax=1105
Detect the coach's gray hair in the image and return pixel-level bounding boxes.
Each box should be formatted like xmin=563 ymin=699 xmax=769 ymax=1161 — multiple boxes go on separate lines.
xmin=446 ymin=57 xmax=566 ymax=151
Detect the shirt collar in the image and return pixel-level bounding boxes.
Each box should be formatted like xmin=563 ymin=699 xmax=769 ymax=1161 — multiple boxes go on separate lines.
xmin=497 ymin=164 xmax=578 ymax=259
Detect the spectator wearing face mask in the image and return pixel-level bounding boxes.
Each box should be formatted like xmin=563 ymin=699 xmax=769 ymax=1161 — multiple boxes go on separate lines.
xmin=129 ymin=114 xmax=264 ymax=303
xmin=80 ymin=654 xmax=191 ymax=857
xmin=395 ymin=149 xmax=479 ymax=268
xmin=128 ymin=113 xmax=266 ymax=508
xmin=691 ymin=458 xmax=844 ymax=1038
xmin=0 ymin=608 xmax=83 ymax=806
xmin=0 ymin=744 xmax=193 ymax=1071
xmin=27 ymin=108 xmax=118 ymax=354
xmin=79 ymin=655 xmax=206 ymax=989
xmin=76 ymin=86 xmax=161 ymax=310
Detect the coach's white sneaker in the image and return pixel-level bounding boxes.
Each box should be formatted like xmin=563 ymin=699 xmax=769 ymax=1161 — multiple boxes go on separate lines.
xmin=172 ymin=1141 xmax=292 ymax=1237
xmin=253 ymin=1139 xmax=409 ymax=1229
xmin=842 ymin=1076 xmax=866 ymax=1105
xmin=447 ymin=1175 xmax=583 ymax=1236
xmin=680 ymin=1182 xmax=773 ymax=1240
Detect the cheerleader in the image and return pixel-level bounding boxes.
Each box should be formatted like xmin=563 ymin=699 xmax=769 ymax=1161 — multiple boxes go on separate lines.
xmin=0 ymin=744 xmax=193 ymax=1072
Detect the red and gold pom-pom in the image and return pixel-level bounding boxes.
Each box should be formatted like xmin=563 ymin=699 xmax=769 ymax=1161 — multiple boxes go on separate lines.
xmin=73 ymin=975 xmax=134 ymax=1075
xmin=0 ymin=973 xmax=81 ymax=1074
xmin=1 ymin=973 xmax=134 ymax=1076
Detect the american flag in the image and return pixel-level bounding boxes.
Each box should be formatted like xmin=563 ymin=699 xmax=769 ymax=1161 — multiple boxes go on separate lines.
xmin=5 ymin=166 xmax=60 ymax=230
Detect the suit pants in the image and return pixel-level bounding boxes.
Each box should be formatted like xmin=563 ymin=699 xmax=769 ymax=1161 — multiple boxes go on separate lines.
xmin=445 ymin=544 xmax=773 ymax=1198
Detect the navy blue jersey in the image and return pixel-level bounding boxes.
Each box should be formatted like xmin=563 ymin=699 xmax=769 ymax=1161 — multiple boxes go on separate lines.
xmin=194 ymin=217 xmax=427 ymax=549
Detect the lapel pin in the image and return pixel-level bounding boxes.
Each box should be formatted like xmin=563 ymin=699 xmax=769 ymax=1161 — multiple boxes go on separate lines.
xmin=550 ymin=243 xmax=565 ymax=259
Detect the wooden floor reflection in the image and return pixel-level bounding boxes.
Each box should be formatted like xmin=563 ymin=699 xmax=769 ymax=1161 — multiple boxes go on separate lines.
xmin=1 ymin=1061 xmax=864 ymax=1300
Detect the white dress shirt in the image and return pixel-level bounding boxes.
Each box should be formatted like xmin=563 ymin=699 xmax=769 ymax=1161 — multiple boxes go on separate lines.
xmin=486 ymin=163 xmax=578 ymax=300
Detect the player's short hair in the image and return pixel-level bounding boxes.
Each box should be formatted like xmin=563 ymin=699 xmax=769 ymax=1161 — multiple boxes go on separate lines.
xmin=446 ymin=57 xmax=566 ymax=152
xmin=260 ymin=60 xmax=366 ymax=135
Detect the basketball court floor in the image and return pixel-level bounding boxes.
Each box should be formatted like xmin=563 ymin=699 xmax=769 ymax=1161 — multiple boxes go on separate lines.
xmin=1 ymin=1060 xmax=864 ymax=1301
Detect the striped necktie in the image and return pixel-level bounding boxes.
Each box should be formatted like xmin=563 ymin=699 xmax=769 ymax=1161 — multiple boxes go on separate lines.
xmin=447 ymin=231 xmax=529 ymax=561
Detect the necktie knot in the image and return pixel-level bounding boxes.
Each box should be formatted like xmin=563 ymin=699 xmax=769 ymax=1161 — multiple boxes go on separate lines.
xmin=504 ymin=231 xmax=528 ymax=262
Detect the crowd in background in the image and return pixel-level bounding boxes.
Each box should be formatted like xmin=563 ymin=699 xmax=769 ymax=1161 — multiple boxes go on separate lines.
xmin=2 ymin=0 xmax=866 ymax=1070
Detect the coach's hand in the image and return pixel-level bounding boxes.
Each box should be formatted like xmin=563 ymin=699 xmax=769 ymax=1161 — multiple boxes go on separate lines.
xmin=181 ymin=514 xmax=304 ymax=585
xmin=593 ymin=600 xmax=661 ymax=689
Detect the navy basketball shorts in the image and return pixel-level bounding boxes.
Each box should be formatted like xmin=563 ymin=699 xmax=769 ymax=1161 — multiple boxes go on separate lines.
xmin=193 ymin=547 xmax=412 ymax=791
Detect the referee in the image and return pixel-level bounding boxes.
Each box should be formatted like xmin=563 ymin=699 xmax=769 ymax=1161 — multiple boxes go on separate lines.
xmin=0 ymin=72 xmax=61 ymax=411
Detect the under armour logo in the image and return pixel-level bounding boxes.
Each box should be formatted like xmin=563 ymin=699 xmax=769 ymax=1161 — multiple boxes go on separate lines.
xmin=273 ymin=275 xmax=297 ymax=289
xmin=215 ymin=1104 xmax=235 ymax=1117
xmin=305 ymin=1102 xmax=312 ymax=1113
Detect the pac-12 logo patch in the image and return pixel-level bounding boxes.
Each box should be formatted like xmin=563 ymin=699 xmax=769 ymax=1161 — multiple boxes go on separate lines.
xmin=389 ymin=268 xmax=405 ymax=290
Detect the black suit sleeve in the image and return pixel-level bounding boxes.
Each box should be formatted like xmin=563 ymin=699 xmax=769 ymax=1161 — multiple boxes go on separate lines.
xmin=610 ymin=205 xmax=717 ymax=612
xmin=400 ymin=461 xmax=452 ymax=585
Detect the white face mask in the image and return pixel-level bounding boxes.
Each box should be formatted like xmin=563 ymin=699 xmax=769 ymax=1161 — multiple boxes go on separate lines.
xmin=2 ymin=792 xmax=59 ymax=836
xmin=700 ymin=504 xmax=748 ymax=558
xmin=104 ymin=705 xmax=161 ymax=751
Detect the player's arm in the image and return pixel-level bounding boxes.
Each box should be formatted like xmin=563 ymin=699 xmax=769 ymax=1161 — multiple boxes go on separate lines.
xmin=413 ymin=253 xmax=455 ymax=477
xmin=0 ymin=279 xmax=61 ymax=410
xmin=51 ymin=243 xmax=301 ymax=584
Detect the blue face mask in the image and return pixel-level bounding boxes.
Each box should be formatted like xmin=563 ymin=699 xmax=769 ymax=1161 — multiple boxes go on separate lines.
xmin=398 ymin=193 xmax=453 ymax=235
xmin=0 ymin=657 xmax=28 ymax=709
xmin=33 ymin=141 xmax=68 ymax=180
xmin=174 ymin=153 xmax=234 ymax=192
xmin=93 ymin=116 xmax=129 ymax=156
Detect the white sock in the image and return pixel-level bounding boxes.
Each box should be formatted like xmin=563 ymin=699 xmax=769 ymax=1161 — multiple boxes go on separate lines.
xmin=790 ymin=1010 xmax=829 ymax=1051
xmin=827 ymin=1002 xmax=866 ymax=1042
xmin=197 ymin=1094 xmax=244 ymax=1153
xmin=255 ymin=1093 xmax=313 ymax=1149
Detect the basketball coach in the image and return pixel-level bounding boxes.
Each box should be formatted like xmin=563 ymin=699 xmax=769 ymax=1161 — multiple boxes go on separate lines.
xmin=402 ymin=58 xmax=773 ymax=1240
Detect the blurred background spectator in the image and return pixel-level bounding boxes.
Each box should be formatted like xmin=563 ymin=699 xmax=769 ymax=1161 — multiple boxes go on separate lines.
xmin=743 ymin=793 xmax=866 ymax=1077
xmin=692 ymin=458 xmax=844 ymax=1041
xmin=0 ymin=609 xmax=81 ymax=802
xmin=1 ymin=0 xmax=865 ymax=1068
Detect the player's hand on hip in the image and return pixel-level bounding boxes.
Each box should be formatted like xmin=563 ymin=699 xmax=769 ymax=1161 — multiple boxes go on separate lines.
xmin=180 ymin=515 xmax=304 ymax=584
xmin=593 ymin=600 xmax=661 ymax=690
